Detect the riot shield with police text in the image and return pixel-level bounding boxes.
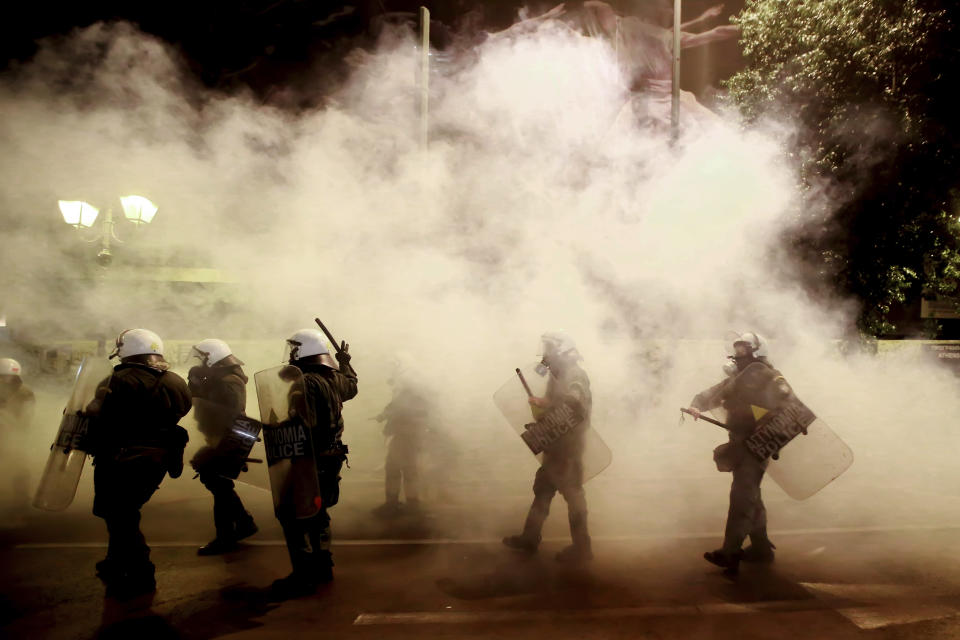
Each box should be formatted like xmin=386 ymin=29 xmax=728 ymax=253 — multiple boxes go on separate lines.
xmin=190 ymin=398 xmax=263 ymax=481
xmin=735 ymin=362 xmax=853 ymax=500
xmin=33 ymin=357 xmax=114 ymax=511
xmin=493 ymin=363 xmax=612 ymax=483
xmin=254 ymin=365 xmax=320 ymax=519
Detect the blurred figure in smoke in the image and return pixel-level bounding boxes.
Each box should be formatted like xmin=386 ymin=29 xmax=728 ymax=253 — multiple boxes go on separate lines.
xmin=0 ymin=357 xmax=36 ymax=519
xmin=566 ymin=1 xmax=739 ymax=132
xmin=0 ymin=358 xmax=35 ymax=427
xmin=504 ymin=332 xmax=594 ymax=563
xmin=271 ymin=329 xmax=357 ymax=600
xmin=685 ymin=332 xmax=781 ymax=574
xmin=88 ymin=329 xmax=191 ymax=599
xmin=372 ymin=352 xmax=430 ymax=517
xmin=188 ymin=339 xmax=258 ymax=556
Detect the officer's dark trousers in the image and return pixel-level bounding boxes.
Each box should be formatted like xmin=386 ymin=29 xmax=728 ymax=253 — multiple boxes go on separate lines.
xmin=384 ymin=437 xmax=419 ymax=504
xmin=521 ymin=455 xmax=590 ymax=550
xmin=722 ymin=454 xmax=769 ymax=554
xmin=199 ymin=470 xmax=252 ymax=539
xmin=93 ymin=456 xmax=166 ymax=581
xmin=279 ymin=464 xmax=342 ymax=583
xmin=280 ymin=508 xmax=332 ymax=583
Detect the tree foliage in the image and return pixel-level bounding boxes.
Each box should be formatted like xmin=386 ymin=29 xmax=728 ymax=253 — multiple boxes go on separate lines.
xmin=727 ymin=0 xmax=960 ymax=336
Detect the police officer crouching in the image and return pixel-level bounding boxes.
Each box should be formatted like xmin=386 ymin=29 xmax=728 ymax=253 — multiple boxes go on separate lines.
xmin=271 ymin=329 xmax=357 ymax=599
xmin=88 ymin=329 xmax=191 ymax=599
xmin=188 ymin=338 xmax=258 ymax=555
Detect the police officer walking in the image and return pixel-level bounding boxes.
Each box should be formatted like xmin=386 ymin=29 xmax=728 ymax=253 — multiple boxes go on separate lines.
xmin=188 ymin=338 xmax=258 ymax=555
xmin=503 ymin=332 xmax=594 ymax=563
xmin=88 ymin=329 xmax=191 ymax=599
xmin=270 ymin=328 xmax=357 ymax=599
xmin=685 ymin=332 xmax=781 ymax=573
xmin=373 ymin=354 xmax=429 ymax=517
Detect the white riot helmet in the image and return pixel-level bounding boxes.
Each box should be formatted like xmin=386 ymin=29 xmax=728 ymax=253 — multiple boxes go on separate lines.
xmin=285 ymin=329 xmax=338 ymax=370
xmin=540 ymin=331 xmax=582 ymax=362
xmin=732 ymin=331 xmax=767 ymax=358
xmin=0 ymin=358 xmax=22 ymax=377
xmin=192 ymin=338 xmax=243 ymax=367
xmin=110 ymin=328 xmax=164 ymax=360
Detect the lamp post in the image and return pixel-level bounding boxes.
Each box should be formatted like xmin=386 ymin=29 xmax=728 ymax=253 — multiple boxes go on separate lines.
xmin=58 ymin=195 xmax=158 ymax=266
xmin=672 ymin=0 xmax=682 ymax=141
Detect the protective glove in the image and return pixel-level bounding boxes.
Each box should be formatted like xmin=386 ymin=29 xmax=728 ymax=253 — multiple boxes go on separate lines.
xmin=335 ymin=341 xmax=352 ymax=371
xmin=187 ymin=366 xmax=207 ymax=394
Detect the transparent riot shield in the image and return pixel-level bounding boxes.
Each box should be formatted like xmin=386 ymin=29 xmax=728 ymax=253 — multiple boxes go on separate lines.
xmin=493 ymin=363 xmax=612 ymax=483
xmin=254 ymin=365 xmax=320 ymax=520
xmin=735 ymin=362 xmax=854 ymax=500
xmin=33 ymin=357 xmax=114 ymax=511
xmin=190 ymin=398 xmax=263 ymax=481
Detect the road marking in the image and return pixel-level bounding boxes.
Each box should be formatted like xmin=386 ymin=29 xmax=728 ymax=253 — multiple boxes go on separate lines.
xmin=355 ymin=585 xmax=960 ymax=628
xmin=353 ymin=600 xmax=826 ymax=625
xmin=801 ymin=582 xmax=960 ymax=630
xmin=14 ymin=522 xmax=960 ymax=550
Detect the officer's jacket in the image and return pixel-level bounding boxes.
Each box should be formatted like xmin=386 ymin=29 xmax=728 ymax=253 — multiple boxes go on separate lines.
xmin=189 ymin=364 xmax=247 ymax=413
xmin=542 ymin=360 xmax=591 ymax=458
xmin=294 ymin=363 xmax=358 ymax=452
xmin=690 ymin=359 xmax=783 ymax=440
xmin=189 ymin=364 xmax=248 ymax=441
xmin=0 ymin=382 xmax=35 ymax=431
xmin=378 ymin=385 xmax=429 ymax=440
xmin=93 ymin=362 xmax=192 ymax=454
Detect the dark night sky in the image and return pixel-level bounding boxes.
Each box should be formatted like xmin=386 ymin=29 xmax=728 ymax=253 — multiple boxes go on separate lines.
xmin=0 ymin=1 xmax=746 ymax=103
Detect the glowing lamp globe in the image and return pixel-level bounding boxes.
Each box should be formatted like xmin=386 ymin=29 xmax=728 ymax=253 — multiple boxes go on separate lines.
xmin=120 ymin=195 xmax=158 ymax=225
xmin=58 ymin=200 xmax=100 ymax=228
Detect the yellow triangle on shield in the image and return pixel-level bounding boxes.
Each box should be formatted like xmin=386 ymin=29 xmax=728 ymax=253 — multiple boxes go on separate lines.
xmin=752 ymin=405 xmax=769 ymax=421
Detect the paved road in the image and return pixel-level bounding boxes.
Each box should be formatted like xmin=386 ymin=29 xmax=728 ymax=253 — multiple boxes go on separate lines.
xmin=4 ymin=473 xmax=960 ymax=639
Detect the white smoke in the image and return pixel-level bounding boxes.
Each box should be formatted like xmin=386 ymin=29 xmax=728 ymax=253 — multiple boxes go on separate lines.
xmin=1 ymin=18 xmax=956 ymax=541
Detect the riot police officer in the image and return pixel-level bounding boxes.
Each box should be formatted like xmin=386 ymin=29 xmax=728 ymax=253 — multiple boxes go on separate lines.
xmin=373 ymin=353 xmax=430 ymax=517
xmin=0 ymin=358 xmax=35 ymax=430
xmin=686 ymin=332 xmax=782 ymax=573
xmin=271 ymin=328 xmax=357 ymax=599
xmin=0 ymin=358 xmax=36 ymax=518
xmin=89 ymin=329 xmax=191 ymax=599
xmin=188 ymin=338 xmax=258 ymax=555
xmin=503 ymin=332 xmax=593 ymax=563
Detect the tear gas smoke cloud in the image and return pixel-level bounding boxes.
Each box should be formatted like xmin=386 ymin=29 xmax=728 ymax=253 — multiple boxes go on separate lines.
xmin=1 ymin=18 xmax=957 ymax=539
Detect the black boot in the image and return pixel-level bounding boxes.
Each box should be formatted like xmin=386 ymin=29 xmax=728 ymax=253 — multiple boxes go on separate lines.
xmin=742 ymin=538 xmax=776 ymax=563
xmin=502 ymin=535 xmax=539 ymax=554
xmin=704 ymin=549 xmax=741 ymax=574
xmin=95 ymin=558 xmax=120 ymax=584
xmin=198 ymin=537 xmax=238 ymax=556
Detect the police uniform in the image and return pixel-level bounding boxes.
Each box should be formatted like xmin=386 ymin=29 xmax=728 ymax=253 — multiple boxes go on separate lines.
xmin=276 ymin=359 xmax=357 ymax=593
xmin=189 ymin=363 xmax=257 ymax=553
xmin=0 ymin=379 xmax=35 ymax=431
xmin=690 ymin=356 xmax=779 ymax=565
xmin=377 ymin=384 xmax=429 ymax=510
xmin=0 ymin=374 xmax=36 ymax=514
xmin=90 ymin=357 xmax=191 ymax=596
xmin=508 ymin=357 xmax=593 ymax=560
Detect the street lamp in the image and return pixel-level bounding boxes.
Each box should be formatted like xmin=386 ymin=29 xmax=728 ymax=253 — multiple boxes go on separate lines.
xmin=58 ymin=195 xmax=158 ymax=266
